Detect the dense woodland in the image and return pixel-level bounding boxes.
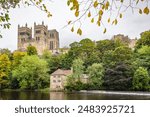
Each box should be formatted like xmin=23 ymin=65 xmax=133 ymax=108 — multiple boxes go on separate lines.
xmin=0 ymin=30 xmax=150 ymax=91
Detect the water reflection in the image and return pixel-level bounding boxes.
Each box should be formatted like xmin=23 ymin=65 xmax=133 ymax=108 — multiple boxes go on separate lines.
xmin=0 ymin=91 xmax=150 ymax=100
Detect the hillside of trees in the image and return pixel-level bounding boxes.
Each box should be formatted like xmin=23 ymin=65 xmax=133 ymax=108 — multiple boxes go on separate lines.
xmin=0 ymin=30 xmax=150 ymax=91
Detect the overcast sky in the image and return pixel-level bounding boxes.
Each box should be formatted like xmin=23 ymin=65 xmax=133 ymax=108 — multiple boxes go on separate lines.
xmin=0 ymin=0 xmax=150 ymax=51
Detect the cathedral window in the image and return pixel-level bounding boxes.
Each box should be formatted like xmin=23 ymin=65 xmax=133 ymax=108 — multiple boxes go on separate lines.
xmin=44 ymin=32 xmax=47 ymax=35
xmin=21 ymin=38 xmax=25 ymax=42
xmin=36 ymin=37 xmax=40 ymax=42
xmin=50 ymin=33 xmax=54 ymax=38
xmin=50 ymin=41 xmax=54 ymax=50
xmin=20 ymin=32 xmax=26 ymax=35
xmin=35 ymin=30 xmax=41 ymax=34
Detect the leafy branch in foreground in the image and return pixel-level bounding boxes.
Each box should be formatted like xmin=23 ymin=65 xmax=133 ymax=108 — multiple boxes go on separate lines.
xmin=66 ymin=0 xmax=150 ymax=35
xmin=0 ymin=0 xmax=52 ymax=38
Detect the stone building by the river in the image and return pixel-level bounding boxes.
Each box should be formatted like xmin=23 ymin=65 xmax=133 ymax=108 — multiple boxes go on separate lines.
xmin=50 ymin=69 xmax=89 ymax=91
xmin=17 ymin=22 xmax=59 ymax=55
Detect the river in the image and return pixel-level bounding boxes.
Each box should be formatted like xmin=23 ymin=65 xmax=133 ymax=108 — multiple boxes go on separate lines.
xmin=0 ymin=91 xmax=150 ymax=100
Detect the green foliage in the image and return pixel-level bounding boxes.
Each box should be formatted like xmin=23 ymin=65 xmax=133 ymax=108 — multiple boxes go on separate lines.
xmin=12 ymin=51 xmax=27 ymax=68
xmin=104 ymin=63 xmax=134 ymax=90
xmin=113 ymin=46 xmax=133 ymax=63
xmin=68 ymin=38 xmax=99 ymax=68
xmin=87 ymin=63 xmax=104 ymax=89
xmin=47 ymin=54 xmax=63 ymax=74
xmin=135 ymin=46 xmax=150 ymax=74
xmin=0 ymin=54 xmax=11 ymax=89
xmin=0 ymin=0 xmax=51 ymax=37
xmin=27 ymin=45 xmax=37 ymax=55
xmin=0 ymin=48 xmax=12 ymax=58
xmin=12 ymin=55 xmax=49 ymax=89
xmin=72 ymin=58 xmax=84 ymax=80
xmin=132 ymin=67 xmax=150 ymax=91
xmin=65 ymin=75 xmax=86 ymax=91
xmin=41 ymin=50 xmax=52 ymax=60
xmin=136 ymin=30 xmax=150 ymax=49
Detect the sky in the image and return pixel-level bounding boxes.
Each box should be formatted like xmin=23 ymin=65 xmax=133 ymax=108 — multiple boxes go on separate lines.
xmin=0 ymin=0 xmax=150 ymax=51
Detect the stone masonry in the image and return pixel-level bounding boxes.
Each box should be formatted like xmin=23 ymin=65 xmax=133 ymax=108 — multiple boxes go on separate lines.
xmin=18 ymin=22 xmax=59 ymax=55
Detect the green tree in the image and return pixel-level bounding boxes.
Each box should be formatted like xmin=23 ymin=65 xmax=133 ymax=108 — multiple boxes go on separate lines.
xmin=104 ymin=63 xmax=134 ymax=90
xmin=41 ymin=50 xmax=52 ymax=60
xmin=135 ymin=46 xmax=150 ymax=74
xmin=47 ymin=54 xmax=64 ymax=74
xmin=136 ymin=30 xmax=150 ymax=49
xmin=0 ymin=54 xmax=11 ymax=89
xmin=132 ymin=67 xmax=150 ymax=91
xmin=0 ymin=48 xmax=12 ymax=58
xmin=87 ymin=63 xmax=104 ymax=89
xmin=12 ymin=51 xmax=27 ymax=68
xmin=113 ymin=46 xmax=133 ymax=63
xmin=72 ymin=58 xmax=84 ymax=81
xmin=10 ymin=51 xmax=27 ymax=88
xmin=12 ymin=55 xmax=49 ymax=89
xmin=27 ymin=45 xmax=38 ymax=55
xmin=67 ymin=38 xmax=98 ymax=68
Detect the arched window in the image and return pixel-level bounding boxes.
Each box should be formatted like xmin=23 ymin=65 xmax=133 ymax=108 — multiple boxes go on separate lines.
xmin=50 ymin=41 xmax=54 ymax=50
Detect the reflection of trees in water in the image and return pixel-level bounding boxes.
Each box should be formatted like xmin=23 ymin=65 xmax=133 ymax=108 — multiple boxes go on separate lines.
xmin=1 ymin=91 xmax=150 ymax=100
xmin=49 ymin=92 xmax=105 ymax=100
xmin=0 ymin=91 xmax=49 ymax=100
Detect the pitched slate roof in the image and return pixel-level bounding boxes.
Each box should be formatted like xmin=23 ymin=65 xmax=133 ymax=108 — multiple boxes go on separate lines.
xmin=51 ymin=69 xmax=72 ymax=76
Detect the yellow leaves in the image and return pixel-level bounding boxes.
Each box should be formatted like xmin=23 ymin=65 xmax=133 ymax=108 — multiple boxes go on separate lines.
xmin=112 ymin=19 xmax=118 ymax=25
xmin=97 ymin=21 xmax=101 ymax=26
xmin=139 ymin=9 xmax=142 ymax=14
xmin=94 ymin=0 xmax=99 ymax=8
xmin=99 ymin=10 xmax=103 ymax=16
xmin=88 ymin=11 xmax=91 ymax=17
xmin=119 ymin=13 xmax=123 ymax=18
xmin=106 ymin=1 xmax=110 ymax=7
xmin=143 ymin=7 xmax=149 ymax=15
xmin=103 ymin=28 xmax=107 ymax=34
xmin=70 ymin=27 xmax=82 ymax=36
xmin=120 ymin=0 xmax=124 ymax=3
xmin=98 ymin=15 xmax=102 ymax=21
xmin=77 ymin=28 xmax=82 ymax=35
xmin=91 ymin=18 xmax=94 ymax=23
xmin=105 ymin=1 xmax=110 ymax=10
xmin=75 ymin=11 xmax=79 ymax=17
xmin=68 ymin=21 xmax=72 ymax=25
xmin=114 ymin=19 xmax=118 ymax=25
xmin=102 ymin=5 xmax=105 ymax=10
xmin=67 ymin=0 xmax=70 ymax=6
xmin=47 ymin=13 xmax=52 ymax=18
xmin=71 ymin=27 xmax=74 ymax=32
xmin=108 ymin=18 xmax=110 ymax=23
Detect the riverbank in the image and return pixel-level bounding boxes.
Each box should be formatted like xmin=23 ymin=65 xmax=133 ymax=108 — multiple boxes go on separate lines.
xmin=80 ymin=90 xmax=150 ymax=96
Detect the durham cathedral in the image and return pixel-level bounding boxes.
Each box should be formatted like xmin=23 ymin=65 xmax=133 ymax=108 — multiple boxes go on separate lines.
xmin=17 ymin=22 xmax=59 ymax=55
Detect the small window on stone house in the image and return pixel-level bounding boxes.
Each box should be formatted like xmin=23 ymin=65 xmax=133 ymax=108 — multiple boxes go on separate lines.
xmin=58 ymin=80 xmax=61 ymax=82
xmin=53 ymin=80 xmax=56 ymax=83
